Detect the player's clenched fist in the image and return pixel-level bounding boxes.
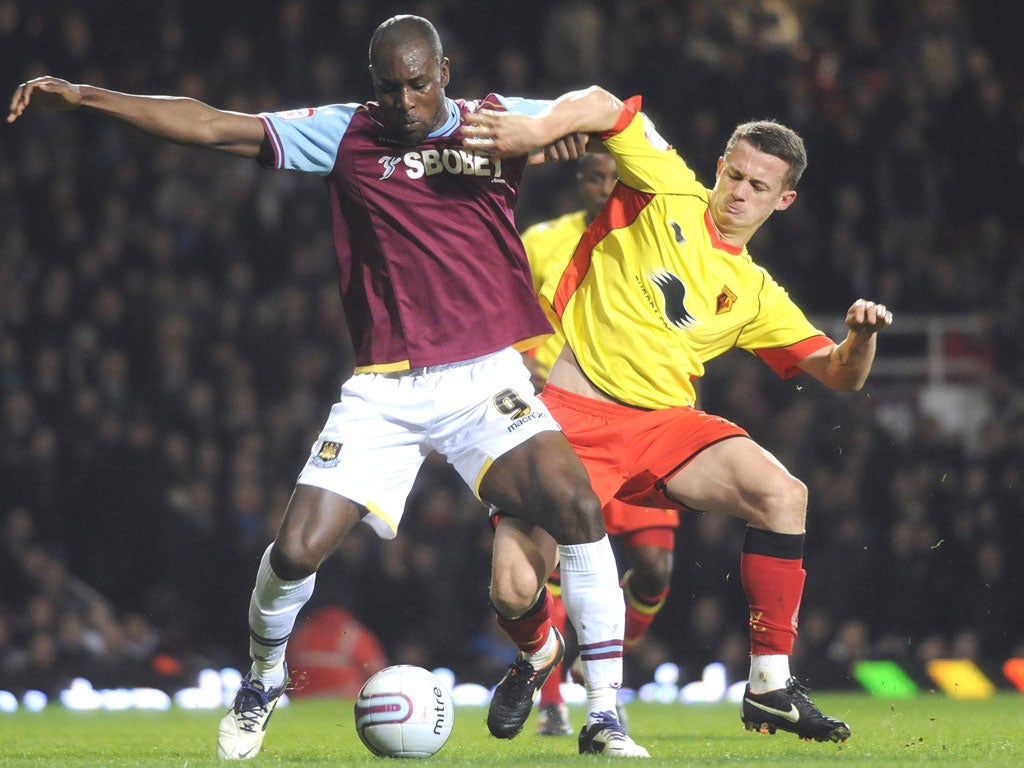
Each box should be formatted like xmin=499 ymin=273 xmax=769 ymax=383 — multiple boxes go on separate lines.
xmin=8 ymin=76 xmax=81 ymax=123
xmin=845 ymin=299 xmax=893 ymax=334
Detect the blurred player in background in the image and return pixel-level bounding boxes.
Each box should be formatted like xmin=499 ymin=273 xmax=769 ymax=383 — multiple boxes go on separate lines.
xmin=521 ymin=153 xmax=680 ymax=737
xmin=522 ymin=153 xmax=620 ymax=390
xmin=463 ymin=85 xmax=894 ymax=744
xmin=8 ymin=18 xmax=649 ymax=759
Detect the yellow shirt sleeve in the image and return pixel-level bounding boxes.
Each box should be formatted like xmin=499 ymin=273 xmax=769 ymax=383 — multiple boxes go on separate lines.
xmin=737 ymin=268 xmax=826 ymax=354
xmin=603 ymin=105 xmax=702 ymax=196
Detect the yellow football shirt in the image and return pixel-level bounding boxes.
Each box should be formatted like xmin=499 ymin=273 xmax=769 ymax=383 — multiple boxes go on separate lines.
xmin=521 ymin=210 xmax=588 ymax=378
xmin=547 ymin=98 xmax=831 ymax=410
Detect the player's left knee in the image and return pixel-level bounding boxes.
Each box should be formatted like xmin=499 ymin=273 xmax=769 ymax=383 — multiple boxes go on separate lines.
xmin=628 ymin=553 xmax=673 ymax=594
xmin=489 ymin=562 xmax=544 ymax=618
xmin=548 ymin=487 xmax=605 ymax=544
xmin=489 ymin=580 xmax=538 ymax=619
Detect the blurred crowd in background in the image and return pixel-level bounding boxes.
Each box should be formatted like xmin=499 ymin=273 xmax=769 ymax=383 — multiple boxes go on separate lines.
xmin=2 ymin=0 xmax=1023 ymax=698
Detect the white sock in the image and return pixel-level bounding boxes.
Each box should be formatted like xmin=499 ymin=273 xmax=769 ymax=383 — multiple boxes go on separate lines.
xmin=249 ymin=659 xmax=288 ymax=691
xmin=524 ymin=625 xmax=558 ymax=666
xmin=748 ymin=654 xmax=791 ymax=694
xmin=247 ymin=544 xmax=316 ymax=687
xmin=585 ymin=689 xmax=619 ymax=725
xmin=557 ymin=536 xmax=623 ymax=721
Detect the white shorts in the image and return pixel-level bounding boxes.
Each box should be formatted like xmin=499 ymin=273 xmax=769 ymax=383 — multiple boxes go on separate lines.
xmin=296 ymin=347 xmax=560 ymax=539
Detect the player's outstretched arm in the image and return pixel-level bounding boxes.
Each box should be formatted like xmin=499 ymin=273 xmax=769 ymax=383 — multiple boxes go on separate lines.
xmin=8 ymin=76 xmax=265 ymax=159
xmin=798 ymin=299 xmax=894 ymax=391
xmin=463 ymin=86 xmax=623 ymax=158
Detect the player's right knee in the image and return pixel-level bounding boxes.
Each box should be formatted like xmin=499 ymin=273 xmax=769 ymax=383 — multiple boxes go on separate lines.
xmin=269 ymin=540 xmax=319 ymax=582
xmin=752 ymin=474 xmax=807 ymax=532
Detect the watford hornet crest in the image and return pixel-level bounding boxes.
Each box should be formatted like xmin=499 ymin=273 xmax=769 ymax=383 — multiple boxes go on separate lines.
xmin=649 ymin=269 xmax=698 ymax=330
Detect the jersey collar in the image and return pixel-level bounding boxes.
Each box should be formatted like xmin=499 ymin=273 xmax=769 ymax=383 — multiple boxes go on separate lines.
xmin=703 ymin=209 xmax=744 ymax=256
xmin=428 ymin=99 xmax=461 ymax=138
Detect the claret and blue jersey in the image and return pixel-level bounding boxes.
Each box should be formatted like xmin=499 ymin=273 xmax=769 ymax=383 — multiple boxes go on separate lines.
xmin=258 ymin=95 xmax=554 ymax=373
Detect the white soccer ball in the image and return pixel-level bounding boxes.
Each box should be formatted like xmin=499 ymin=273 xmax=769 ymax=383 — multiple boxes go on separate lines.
xmin=354 ymin=665 xmax=454 ymax=758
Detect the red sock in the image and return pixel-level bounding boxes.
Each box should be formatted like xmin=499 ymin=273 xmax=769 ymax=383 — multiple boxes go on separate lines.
xmin=495 ymin=586 xmax=553 ymax=655
xmin=622 ymin=571 xmax=668 ymax=649
xmin=740 ymin=529 xmax=806 ymax=655
xmin=539 ymin=578 xmax=567 ymax=705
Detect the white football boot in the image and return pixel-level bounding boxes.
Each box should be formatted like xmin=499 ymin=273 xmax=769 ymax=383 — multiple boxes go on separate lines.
xmin=217 ymin=665 xmax=288 ymax=759
xmin=578 ymin=710 xmax=650 ymax=758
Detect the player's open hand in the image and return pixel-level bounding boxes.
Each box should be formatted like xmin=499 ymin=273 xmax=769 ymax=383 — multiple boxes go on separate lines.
xmin=8 ymin=76 xmax=81 ymax=124
xmin=845 ymin=299 xmax=893 ymax=335
xmin=462 ymin=109 xmax=545 ymax=158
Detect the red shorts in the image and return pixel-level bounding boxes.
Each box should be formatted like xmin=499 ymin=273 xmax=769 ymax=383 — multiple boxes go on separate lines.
xmin=602 ymin=498 xmax=678 ymax=539
xmin=541 ymin=384 xmax=748 ymax=515
xmin=491 ymin=500 xmax=677 ymax=547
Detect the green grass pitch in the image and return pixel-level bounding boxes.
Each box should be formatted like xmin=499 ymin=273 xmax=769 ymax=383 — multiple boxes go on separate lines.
xmin=2 ymin=694 xmax=1023 ymax=767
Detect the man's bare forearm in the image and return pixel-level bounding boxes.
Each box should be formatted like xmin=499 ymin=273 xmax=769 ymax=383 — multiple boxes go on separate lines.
xmin=78 ymin=85 xmax=264 ymax=157
xmin=533 ymin=86 xmax=624 ymax=145
xmin=462 ymin=85 xmax=624 ymax=158
xmin=826 ymin=332 xmax=878 ymax=391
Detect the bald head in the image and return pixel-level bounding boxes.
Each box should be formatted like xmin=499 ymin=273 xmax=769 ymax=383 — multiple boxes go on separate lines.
xmin=369 ymin=15 xmax=443 ymax=67
xmin=367 ymin=15 xmax=450 ymax=146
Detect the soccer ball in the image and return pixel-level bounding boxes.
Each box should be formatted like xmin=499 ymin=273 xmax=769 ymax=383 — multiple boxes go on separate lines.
xmin=354 ymin=665 xmax=454 ymax=758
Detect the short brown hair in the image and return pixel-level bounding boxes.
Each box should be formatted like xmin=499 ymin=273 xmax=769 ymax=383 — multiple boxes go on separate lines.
xmin=725 ymin=120 xmax=807 ymax=190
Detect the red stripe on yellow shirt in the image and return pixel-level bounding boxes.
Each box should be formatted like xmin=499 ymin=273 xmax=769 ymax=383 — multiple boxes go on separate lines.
xmin=755 ymin=334 xmax=833 ymax=379
xmin=553 ymin=185 xmax=654 ymax=318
